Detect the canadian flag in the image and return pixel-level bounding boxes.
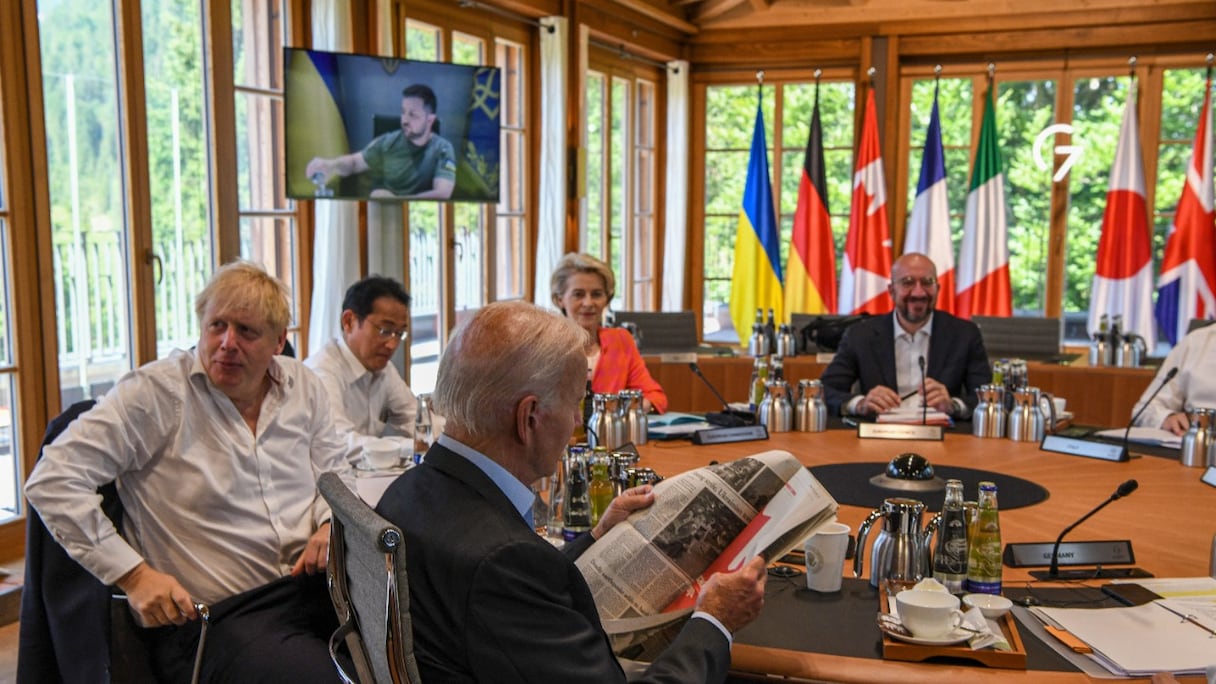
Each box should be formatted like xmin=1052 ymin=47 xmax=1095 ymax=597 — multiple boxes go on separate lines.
xmin=1088 ymin=85 xmax=1155 ymax=348
xmin=838 ymin=88 xmax=892 ymax=315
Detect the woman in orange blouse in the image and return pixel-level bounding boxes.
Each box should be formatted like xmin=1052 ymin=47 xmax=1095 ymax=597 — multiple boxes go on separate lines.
xmin=550 ymin=253 xmax=668 ymax=413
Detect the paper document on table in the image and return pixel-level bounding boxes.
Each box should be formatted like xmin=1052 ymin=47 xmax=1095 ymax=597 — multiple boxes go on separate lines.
xmin=1033 ymin=602 xmax=1216 ymax=676
xmin=1110 ymin=576 xmax=1216 ymax=599
xmin=876 ymin=405 xmax=952 ymax=426
xmin=1094 ymin=426 xmax=1181 ymax=448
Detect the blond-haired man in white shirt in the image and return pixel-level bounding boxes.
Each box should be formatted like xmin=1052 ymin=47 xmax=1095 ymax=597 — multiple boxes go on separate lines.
xmin=26 ymin=260 xmax=353 ymax=683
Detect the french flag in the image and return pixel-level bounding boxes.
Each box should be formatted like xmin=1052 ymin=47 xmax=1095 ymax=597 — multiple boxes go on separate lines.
xmin=1154 ymin=75 xmax=1216 ymax=345
xmin=904 ymin=84 xmax=955 ymax=313
xmin=1088 ymin=84 xmax=1155 ymax=348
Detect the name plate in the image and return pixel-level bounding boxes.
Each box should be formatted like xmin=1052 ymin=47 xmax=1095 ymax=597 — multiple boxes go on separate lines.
xmin=691 ymin=425 xmax=769 ymax=445
xmin=1003 ymin=540 xmax=1136 ymax=567
xmin=1040 ymin=435 xmax=1128 ymax=462
xmin=856 ymin=423 xmax=944 ymax=441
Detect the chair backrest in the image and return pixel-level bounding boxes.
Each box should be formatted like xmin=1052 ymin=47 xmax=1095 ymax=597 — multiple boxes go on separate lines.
xmin=318 ymin=472 xmax=421 ymax=684
xmin=1188 ymin=318 xmax=1216 ymax=334
xmin=972 ymin=315 xmax=1062 ymax=360
xmin=610 ymin=310 xmax=699 ymax=353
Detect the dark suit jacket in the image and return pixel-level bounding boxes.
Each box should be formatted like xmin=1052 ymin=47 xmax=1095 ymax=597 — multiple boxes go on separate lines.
xmin=375 ymin=443 xmax=731 ymax=683
xmin=820 ymin=311 xmax=991 ymax=417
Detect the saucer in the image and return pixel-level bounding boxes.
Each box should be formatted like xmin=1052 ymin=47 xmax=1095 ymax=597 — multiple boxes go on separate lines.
xmin=354 ymin=459 xmax=412 ymax=475
xmin=881 ymin=624 xmax=971 ymax=646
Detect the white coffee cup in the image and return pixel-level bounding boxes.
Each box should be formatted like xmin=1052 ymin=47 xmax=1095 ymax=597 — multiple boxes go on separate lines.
xmin=895 ymin=589 xmax=964 ymax=639
xmin=804 ymin=522 xmax=851 ymax=593
xmin=1052 ymin=397 xmax=1067 ymax=415
xmin=363 ymin=438 xmax=402 ymax=470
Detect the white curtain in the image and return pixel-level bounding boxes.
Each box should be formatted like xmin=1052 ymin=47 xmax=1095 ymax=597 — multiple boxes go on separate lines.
xmin=367 ymin=0 xmax=404 ymax=284
xmin=661 ymin=60 xmax=690 ymax=312
xmin=534 ymin=16 xmax=568 ymax=306
xmin=307 ymin=0 xmax=360 ymax=355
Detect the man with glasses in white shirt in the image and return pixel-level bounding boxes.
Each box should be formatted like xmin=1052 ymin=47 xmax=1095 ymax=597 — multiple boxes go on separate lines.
xmin=305 ymin=276 xmax=423 ymax=465
xmin=821 ymin=253 xmax=992 ymax=420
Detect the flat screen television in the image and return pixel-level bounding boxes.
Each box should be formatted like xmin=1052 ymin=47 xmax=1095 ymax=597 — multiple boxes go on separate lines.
xmin=284 ymin=47 xmax=501 ymax=202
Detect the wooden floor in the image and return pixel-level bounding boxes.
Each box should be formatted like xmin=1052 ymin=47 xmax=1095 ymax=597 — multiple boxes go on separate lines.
xmin=0 ymin=620 xmax=16 ymax=684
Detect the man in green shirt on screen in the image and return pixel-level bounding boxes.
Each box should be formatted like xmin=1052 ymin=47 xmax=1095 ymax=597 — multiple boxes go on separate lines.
xmin=306 ymin=83 xmax=456 ymax=199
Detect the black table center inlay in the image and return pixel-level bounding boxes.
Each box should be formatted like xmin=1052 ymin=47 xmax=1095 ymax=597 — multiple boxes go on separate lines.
xmin=809 ymin=462 xmax=1050 ymax=511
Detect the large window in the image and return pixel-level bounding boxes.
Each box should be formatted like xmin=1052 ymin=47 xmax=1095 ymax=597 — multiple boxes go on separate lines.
xmin=0 ymin=73 xmax=19 ymax=521
xmin=233 ymin=0 xmax=299 ymax=350
xmin=402 ymin=7 xmax=531 ymax=393
xmin=38 ymin=0 xmax=136 ymax=406
xmin=701 ymin=78 xmax=856 ymax=342
xmin=583 ymin=50 xmax=660 ymax=312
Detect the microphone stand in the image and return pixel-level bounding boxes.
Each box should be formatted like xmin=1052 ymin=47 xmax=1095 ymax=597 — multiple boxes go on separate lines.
xmin=1034 ymin=479 xmax=1140 ymax=580
xmin=688 ymin=363 xmax=754 ymax=426
xmin=1123 ymin=367 xmax=1178 ymax=457
xmin=918 ymin=355 xmax=927 ymax=425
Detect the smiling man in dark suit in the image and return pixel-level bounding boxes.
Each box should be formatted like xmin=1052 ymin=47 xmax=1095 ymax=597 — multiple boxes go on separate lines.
xmin=375 ymin=300 xmax=766 ymax=683
xmin=820 ymin=252 xmax=992 ymax=419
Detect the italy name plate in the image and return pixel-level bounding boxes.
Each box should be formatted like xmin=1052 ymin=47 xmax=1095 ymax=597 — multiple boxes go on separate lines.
xmin=856 ymin=423 xmax=944 ymax=441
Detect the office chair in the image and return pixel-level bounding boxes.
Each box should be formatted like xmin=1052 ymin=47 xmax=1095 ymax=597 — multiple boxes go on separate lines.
xmin=319 ymin=472 xmax=422 ymax=684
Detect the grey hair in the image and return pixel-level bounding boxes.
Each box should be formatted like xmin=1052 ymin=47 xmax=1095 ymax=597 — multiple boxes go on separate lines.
xmin=433 ymin=301 xmax=588 ymax=439
xmin=549 ymin=252 xmax=615 ymax=309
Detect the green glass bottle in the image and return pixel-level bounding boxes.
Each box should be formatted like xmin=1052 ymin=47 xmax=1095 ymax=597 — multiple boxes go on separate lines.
xmin=966 ymin=481 xmax=1002 ymax=595
xmin=588 ymin=447 xmax=614 ymax=527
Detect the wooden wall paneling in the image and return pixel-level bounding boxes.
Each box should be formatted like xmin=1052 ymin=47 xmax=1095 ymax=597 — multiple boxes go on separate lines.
xmin=2 ymin=0 xmax=54 ymax=561
xmin=205 ymin=1 xmax=239 ymax=266
xmin=1045 ymin=72 xmax=1073 ymax=320
xmin=115 ymin=0 xmax=159 ymax=365
xmin=899 ymin=20 xmax=1216 ymax=61
xmin=688 ymin=34 xmax=860 ymax=69
xmin=688 ymin=80 xmax=707 ymax=334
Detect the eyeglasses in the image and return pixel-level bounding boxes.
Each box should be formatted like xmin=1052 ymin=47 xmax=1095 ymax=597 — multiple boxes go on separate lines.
xmin=894 ymin=276 xmax=938 ymax=290
xmin=374 ymin=326 xmax=410 ymax=342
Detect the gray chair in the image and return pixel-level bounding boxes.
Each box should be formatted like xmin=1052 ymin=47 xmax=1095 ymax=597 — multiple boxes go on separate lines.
xmin=318 ymin=472 xmax=421 ymax=684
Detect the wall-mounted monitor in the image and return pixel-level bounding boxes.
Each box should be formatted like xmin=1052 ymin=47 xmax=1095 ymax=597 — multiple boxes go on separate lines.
xmin=284 ymin=47 xmax=500 ymax=203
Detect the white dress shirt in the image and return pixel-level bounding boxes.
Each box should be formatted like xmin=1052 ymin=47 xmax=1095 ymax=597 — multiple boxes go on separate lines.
xmin=1132 ymin=324 xmax=1216 ymax=430
xmin=305 ymin=336 xmax=418 ymax=464
xmin=24 ymin=349 xmax=352 ymax=606
xmin=894 ymin=314 xmax=933 ymax=398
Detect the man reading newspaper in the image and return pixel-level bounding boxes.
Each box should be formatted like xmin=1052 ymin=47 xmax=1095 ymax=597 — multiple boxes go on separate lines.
xmin=578 ymin=449 xmax=839 ymax=649
xmin=376 ymin=301 xmax=767 ymax=682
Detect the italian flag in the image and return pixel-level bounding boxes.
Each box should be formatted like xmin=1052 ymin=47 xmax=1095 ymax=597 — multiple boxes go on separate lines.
xmin=955 ymin=83 xmax=1012 ymax=318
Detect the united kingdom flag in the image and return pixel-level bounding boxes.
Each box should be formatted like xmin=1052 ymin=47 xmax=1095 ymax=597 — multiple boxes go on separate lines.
xmin=1155 ymin=74 xmax=1216 ymax=345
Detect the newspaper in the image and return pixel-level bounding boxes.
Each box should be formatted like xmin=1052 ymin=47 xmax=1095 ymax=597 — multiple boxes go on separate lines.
xmin=575 ymin=449 xmax=838 ymax=649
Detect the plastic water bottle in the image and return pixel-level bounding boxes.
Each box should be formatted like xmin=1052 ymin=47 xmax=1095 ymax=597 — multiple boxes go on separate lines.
xmin=413 ymin=394 xmax=433 ymax=464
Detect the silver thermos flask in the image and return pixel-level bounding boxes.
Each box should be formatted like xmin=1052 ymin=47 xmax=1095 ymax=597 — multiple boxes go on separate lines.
xmin=794 ymin=379 xmax=827 ymax=432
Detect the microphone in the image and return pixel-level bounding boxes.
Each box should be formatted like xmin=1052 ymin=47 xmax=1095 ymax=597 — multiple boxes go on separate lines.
xmin=688 ymin=363 xmax=755 ymax=427
xmin=1047 ymin=479 xmax=1138 ymax=578
xmin=1123 ymin=367 xmax=1178 ymax=457
xmin=918 ymin=355 xmax=927 ymax=425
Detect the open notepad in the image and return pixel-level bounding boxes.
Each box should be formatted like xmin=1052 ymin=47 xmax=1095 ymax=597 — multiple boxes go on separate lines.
xmin=1032 ymin=592 xmax=1216 ymax=676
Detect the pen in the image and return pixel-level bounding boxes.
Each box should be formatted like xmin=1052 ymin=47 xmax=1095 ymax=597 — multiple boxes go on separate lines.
xmin=1157 ymin=602 xmax=1216 ymax=638
xmin=900 ymin=390 xmax=919 ymax=401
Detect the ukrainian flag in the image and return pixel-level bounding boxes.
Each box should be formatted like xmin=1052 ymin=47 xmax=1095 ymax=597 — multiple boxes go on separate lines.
xmin=285 ymin=50 xmax=351 ymax=198
xmin=730 ymin=100 xmax=784 ymax=341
